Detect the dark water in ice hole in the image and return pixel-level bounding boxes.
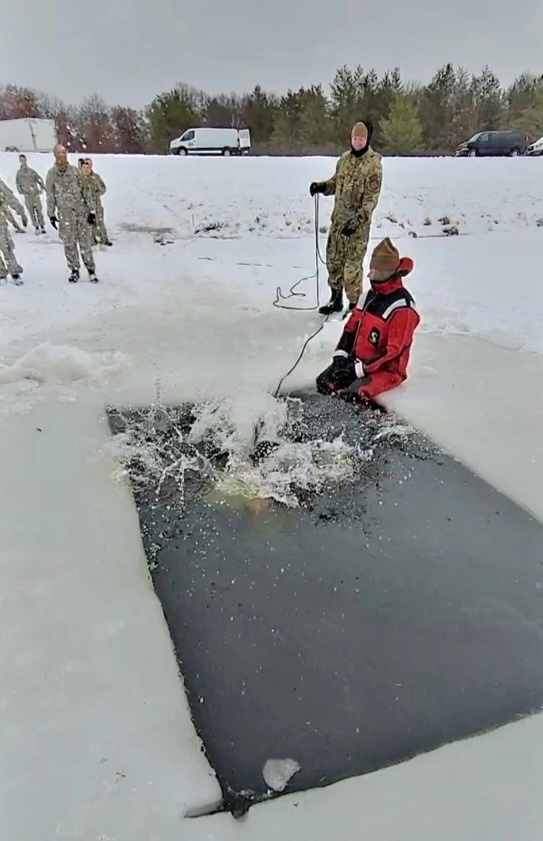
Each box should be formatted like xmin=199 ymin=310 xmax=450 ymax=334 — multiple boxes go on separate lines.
xmin=107 ymin=396 xmax=543 ymax=815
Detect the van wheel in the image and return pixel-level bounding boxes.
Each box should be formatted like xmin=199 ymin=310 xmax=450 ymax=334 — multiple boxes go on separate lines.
xmin=509 ymin=148 xmax=520 ymax=157
xmin=222 ymin=148 xmax=231 ymax=156
xmin=178 ymin=147 xmax=188 ymax=156
xmin=468 ymin=149 xmax=477 ymax=157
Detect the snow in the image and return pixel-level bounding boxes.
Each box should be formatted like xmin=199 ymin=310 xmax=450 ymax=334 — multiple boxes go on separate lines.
xmin=1 ymin=150 xmax=542 ymax=840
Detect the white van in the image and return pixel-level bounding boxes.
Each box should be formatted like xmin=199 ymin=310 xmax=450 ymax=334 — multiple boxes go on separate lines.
xmin=0 ymin=118 xmax=58 ymax=152
xmin=169 ymin=127 xmax=251 ymax=156
xmin=525 ymin=136 xmax=543 ymax=156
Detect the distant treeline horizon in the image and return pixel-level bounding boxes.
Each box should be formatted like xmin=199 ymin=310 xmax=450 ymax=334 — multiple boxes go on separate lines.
xmin=1 ymin=63 xmax=543 ymax=155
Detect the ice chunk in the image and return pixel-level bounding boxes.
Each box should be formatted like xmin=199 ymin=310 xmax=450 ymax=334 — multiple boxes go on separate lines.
xmin=262 ymin=758 xmax=300 ymax=792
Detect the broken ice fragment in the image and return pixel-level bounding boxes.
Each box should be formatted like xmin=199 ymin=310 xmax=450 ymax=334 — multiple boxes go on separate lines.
xmin=262 ymin=758 xmax=300 ymax=792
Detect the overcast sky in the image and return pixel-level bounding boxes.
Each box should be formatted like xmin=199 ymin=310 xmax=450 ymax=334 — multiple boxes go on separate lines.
xmin=4 ymin=1 xmax=543 ymax=108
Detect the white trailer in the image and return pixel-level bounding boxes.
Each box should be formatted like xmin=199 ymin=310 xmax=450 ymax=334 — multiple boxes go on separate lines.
xmin=0 ymin=118 xmax=58 ymax=153
xmin=169 ymin=127 xmax=251 ymax=156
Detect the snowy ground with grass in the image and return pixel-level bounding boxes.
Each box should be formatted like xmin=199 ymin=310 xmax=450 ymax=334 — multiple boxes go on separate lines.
xmin=1 ymin=151 xmax=542 ymax=840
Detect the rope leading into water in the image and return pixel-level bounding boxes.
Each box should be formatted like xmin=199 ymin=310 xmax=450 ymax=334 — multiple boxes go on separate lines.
xmin=272 ymin=194 xmax=332 ymax=398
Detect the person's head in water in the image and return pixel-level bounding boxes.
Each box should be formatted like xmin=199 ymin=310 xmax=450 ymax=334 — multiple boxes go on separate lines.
xmin=350 ymin=120 xmax=373 ymax=155
xmin=53 ymin=143 xmax=68 ymax=170
xmin=368 ymin=237 xmax=413 ymax=289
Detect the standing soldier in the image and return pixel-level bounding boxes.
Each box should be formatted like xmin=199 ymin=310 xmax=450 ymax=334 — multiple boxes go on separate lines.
xmin=309 ymin=120 xmax=383 ymax=316
xmin=45 ymin=144 xmax=99 ymax=283
xmin=0 ymin=187 xmax=27 ymax=284
xmin=84 ymin=157 xmax=112 ymax=246
xmin=16 ymin=154 xmax=46 ymax=234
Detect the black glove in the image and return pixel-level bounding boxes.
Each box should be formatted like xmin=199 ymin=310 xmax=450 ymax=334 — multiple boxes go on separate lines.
xmin=341 ymin=217 xmax=359 ymax=236
xmin=331 ymin=355 xmax=349 ymax=373
xmin=21 ymin=215 xmax=28 ymax=228
xmin=50 ymin=216 xmax=58 ymax=229
xmin=309 ymin=181 xmax=326 ymax=197
xmin=87 ymin=212 xmax=96 ymax=225
xmin=332 ymin=359 xmax=356 ymax=387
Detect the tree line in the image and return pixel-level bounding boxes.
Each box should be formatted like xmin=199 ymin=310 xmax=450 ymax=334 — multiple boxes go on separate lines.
xmin=2 ymin=63 xmax=543 ymax=156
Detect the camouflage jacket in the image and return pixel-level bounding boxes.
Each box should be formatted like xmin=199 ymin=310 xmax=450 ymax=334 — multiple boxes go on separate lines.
xmin=322 ymin=148 xmax=383 ymax=229
xmin=90 ymin=172 xmax=106 ymax=201
xmin=81 ymin=172 xmax=106 ymax=210
xmin=0 ymin=178 xmax=25 ymax=216
xmin=0 ymin=179 xmax=26 ymax=224
xmin=45 ymin=164 xmax=93 ymax=218
xmin=16 ymin=166 xmax=45 ymax=196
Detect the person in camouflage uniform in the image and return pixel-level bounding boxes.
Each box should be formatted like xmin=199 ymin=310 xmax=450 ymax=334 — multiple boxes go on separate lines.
xmin=5 ymin=205 xmax=25 ymax=234
xmin=309 ymin=120 xmax=383 ymax=316
xmin=0 ymin=185 xmax=27 ymax=284
xmin=16 ymin=154 xmax=46 ymax=234
xmin=45 ymin=144 xmax=99 ymax=283
xmin=83 ymin=158 xmax=112 ymax=246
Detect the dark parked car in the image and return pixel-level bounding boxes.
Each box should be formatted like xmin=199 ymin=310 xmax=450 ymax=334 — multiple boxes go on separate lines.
xmin=455 ymin=131 xmax=529 ymax=157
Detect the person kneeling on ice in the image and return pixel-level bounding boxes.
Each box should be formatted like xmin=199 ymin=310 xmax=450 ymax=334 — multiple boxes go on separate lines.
xmin=316 ymin=237 xmax=420 ymax=404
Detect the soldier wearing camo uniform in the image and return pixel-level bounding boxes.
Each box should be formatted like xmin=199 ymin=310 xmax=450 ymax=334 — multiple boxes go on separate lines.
xmin=0 ymin=186 xmax=27 ymax=284
xmin=45 ymin=144 xmax=99 ymax=283
xmin=16 ymin=154 xmax=46 ymax=234
xmin=309 ymin=120 xmax=383 ymax=316
xmin=82 ymin=158 xmax=112 ymax=246
xmin=5 ymin=205 xmax=25 ymax=234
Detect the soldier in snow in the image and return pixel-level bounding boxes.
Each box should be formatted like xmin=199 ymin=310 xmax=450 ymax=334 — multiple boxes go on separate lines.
xmin=83 ymin=157 xmax=112 ymax=246
xmin=16 ymin=154 xmax=46 ymax=234
xmin=309 ymin=120 xmax=383 ymax=316
xmin=0 ymin=187 xmax=27 ymax=284
xmin=45 ymin=144 xmax=99 ymax=283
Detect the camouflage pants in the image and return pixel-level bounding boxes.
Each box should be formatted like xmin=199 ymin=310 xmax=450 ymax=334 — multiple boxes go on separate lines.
xmin=0 ymin=222 xmax=23 ymax=277
xmin=92 ymin=203 xmax=109 ymax=244
xmin=58 ymin=210 xmax=95 ymax=273
xmin=325 ymin=223 xmax=370 ymax=303
xmin=24 ymin=194 xmax=44 ymax=228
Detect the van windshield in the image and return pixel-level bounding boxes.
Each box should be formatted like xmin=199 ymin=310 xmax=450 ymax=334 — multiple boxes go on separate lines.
xmin=467 ymin=133 xmax=482 ymax=143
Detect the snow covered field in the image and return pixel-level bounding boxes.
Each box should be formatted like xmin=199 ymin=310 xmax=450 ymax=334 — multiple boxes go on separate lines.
xmin=1 ymin=151 xmax=543 ymax=840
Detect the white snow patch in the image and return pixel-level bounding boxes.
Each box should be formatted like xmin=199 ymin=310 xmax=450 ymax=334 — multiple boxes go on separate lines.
xmin=0 ymin=342 xmax=130 ymax=417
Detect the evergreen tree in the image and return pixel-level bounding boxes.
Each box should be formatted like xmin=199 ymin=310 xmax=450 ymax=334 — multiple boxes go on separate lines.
xmin=146 ymin=84 xmax=203 ymax=152
xmin=379 ymin=95 xmax=423 ymax=154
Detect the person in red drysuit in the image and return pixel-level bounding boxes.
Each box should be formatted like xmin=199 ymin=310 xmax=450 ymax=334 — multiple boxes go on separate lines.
xmin=316 ymin=237 xmax=420 ymax=403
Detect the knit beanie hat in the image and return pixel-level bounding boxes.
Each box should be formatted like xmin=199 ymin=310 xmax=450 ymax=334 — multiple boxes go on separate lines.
xmin=370 ymin=237 xmax=401 ymax=280
xmin=352 ymin=121 xmax=368 ymax=138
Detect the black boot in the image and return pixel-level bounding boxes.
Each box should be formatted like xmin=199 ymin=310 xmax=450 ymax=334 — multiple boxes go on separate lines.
xmin=319 ymin=288 xmax=343 ymax=316
xmin=342 ymin=301 xmax=357 ymax=319
xmin=69 ymin=269 xmax=79 ymax=283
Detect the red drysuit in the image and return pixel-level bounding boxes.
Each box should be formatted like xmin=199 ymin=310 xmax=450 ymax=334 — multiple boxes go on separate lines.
xmin=321 ymin=257 xmax=420 ymax=401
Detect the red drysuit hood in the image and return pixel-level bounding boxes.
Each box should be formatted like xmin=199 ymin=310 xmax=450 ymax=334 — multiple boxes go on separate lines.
xmin=370 ymin=256 xmax=414 ymax=295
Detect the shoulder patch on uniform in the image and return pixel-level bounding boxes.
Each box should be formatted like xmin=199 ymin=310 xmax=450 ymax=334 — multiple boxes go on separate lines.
xmin=368 ymin=173 xmax=382 ymax=192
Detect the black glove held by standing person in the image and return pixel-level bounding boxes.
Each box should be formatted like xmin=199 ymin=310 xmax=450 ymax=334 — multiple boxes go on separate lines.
xmin=87 ymin=212 xmax=96 ymax=225
xmin=309 ymin=181 xmax=326 ymax=197
xmin=50 ymin=216 xmax=58 ymax=229
xmin=341 ymin=217 xmax=359 ymax=236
